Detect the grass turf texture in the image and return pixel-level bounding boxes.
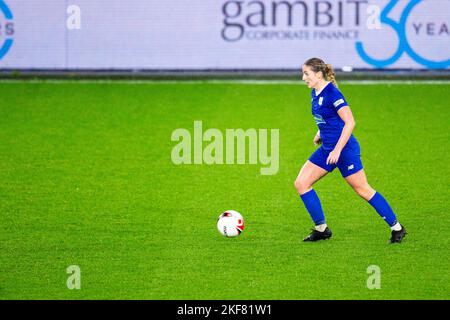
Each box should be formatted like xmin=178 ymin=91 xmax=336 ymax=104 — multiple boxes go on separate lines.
xmin=0 ymin=81 xmax=448 ymax=300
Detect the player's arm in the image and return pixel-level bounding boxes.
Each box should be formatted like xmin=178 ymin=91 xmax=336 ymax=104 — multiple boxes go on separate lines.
xmin=335 ymin=106 xmax=355 ymax=151
xmin=313 ymin=129 xmax=321 ymax=146
xmin=326 ymin=106 xmax=355 ymax=164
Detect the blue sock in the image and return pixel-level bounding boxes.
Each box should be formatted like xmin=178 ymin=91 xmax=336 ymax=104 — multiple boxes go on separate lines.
xmin=368 ymin=192 xmax=398 ymax=227
xmin=300 ymin=189 xmax=325 ymax=226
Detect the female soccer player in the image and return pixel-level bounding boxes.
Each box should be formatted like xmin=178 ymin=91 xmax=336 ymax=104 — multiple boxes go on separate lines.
xmin=294 ymin=58 xmax=407 ymax=243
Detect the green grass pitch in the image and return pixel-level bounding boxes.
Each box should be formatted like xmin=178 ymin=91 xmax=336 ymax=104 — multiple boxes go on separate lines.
xmin=0 ymin=80 xmax=448 ymax=299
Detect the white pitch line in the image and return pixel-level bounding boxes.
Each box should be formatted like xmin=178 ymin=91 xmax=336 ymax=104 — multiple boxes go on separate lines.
xmin=0 ymin=79 xmax=449 ymax=85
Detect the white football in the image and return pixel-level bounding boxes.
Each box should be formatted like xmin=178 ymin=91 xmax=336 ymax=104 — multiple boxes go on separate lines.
xmin=217 ymin=210 xmax=245 ymax=237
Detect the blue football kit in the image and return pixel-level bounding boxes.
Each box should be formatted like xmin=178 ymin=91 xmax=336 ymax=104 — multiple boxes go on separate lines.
xmin=308 ymin=82 xmax=363 ymax=177
xmin=299 ymin=81 xmax=403 ymax=236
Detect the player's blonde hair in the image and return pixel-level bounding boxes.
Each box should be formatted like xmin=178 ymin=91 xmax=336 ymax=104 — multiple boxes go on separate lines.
xmin=304 ymin=58 xmax=338 ymax=87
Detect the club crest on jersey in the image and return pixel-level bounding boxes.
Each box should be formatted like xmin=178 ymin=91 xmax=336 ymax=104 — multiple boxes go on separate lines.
xmin=318 ymin=97 xmax=323 ymax=106
xmin=313 ymin=114 xmax=326 ymax=125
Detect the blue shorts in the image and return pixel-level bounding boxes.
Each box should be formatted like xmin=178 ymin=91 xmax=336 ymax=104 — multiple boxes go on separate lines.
xmin=309 ymin=143 xmax=363 ymax=178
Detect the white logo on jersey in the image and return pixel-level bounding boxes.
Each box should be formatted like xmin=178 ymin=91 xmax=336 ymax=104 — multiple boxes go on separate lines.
xmin=333 ymin=99 xmax=344 ymax=108
xmin=348 ymin=164 xmax=354 ymax=170
xmin=313 ymin=114 xmax=326 ymax=125
xmin=319 ymin=97 xmax=323 ymax=106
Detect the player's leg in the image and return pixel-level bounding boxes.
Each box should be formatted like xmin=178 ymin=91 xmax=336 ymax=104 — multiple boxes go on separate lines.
xmin=294 ymin=160 xmax=328 ymax=195
xmin=294 ymin=160 xmax=332 ymax=241
xmin=344 ymin=169 xmax=407 ymax=243
xmin=343 ymin=169 xmax=375 ymax=201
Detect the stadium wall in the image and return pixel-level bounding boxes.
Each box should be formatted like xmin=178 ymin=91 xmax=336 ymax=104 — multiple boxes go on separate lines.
xmin=0 ymin=0 xmax=448 ymax=78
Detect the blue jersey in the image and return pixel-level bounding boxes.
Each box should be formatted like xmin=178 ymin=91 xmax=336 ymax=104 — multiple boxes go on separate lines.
xmin=311 ymin=82 xmax=358 ymax=151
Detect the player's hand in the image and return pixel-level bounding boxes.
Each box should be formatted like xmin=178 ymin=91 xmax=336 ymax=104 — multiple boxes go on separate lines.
xmin=326 ymin=149 xmax=341 ymax=165
xmin=313 ymin=134 xmax=321 ymax=146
